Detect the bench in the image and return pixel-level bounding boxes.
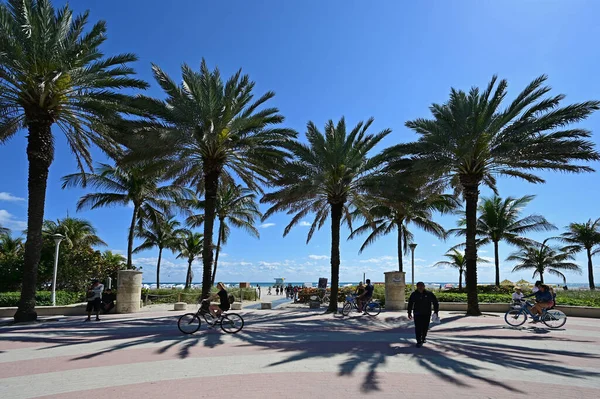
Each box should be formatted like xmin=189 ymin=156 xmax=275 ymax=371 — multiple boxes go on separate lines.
xmin=231 ymin=302 xmax=242 ymax=310
xmin=260 ymin=302 xmax=272 ymax=309
xmin=173 ymin=302 xmax=187 ymax=311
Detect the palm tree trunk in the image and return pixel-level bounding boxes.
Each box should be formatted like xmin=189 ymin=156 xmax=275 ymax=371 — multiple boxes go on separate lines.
xmin=127 ymin=205 xmax=139 ymax=269
xmin=156 ymin=247 xmax=163 ymax=289
xmin=461 ymin=180 xmax=481 ymax=316
xmin=397 ymin=226 xmax=403 ymax=272
xmin=14 ymin=120 xmax=54 ymax=322
xmin=459 ymin=269 xmax=463 ymax=291
xmin=494 ymin=241 xmax=500 ymax=287
xmin=185 ymin=259 xmax=193 ymax=289
xmin=587 ymin=247 xmax=596 ymax=290
xmin=540 ymin=271 xmax=544 ymax=284
xmin=201 ymin=170 xmax=219 ymax=298
xmin=327 ymin=203 xmax=343 ymax=313
xmin=211 ymin=218 xmax=224 ymax=286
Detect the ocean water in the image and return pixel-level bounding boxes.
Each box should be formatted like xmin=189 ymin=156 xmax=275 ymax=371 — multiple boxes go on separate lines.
xmin=142 ymin=281 xmax=592 ymax=289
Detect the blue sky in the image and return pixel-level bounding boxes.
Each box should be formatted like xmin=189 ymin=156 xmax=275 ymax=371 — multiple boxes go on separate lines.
xmin=1 ymin=0 xmax=600 ymax=285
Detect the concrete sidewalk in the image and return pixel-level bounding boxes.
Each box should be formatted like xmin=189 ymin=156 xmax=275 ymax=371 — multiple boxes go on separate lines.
xmin=1 ymin=308 xmax=599 ymax=398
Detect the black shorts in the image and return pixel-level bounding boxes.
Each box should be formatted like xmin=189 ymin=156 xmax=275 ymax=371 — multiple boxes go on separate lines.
xmin=218 ymin=303 xmax=230 ymax=312
xmin=86 ymin=298 xmax=101 ymax=312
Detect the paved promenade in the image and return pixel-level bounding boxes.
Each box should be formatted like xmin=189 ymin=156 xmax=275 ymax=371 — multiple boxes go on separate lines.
xmin=1 ymin=306 xmax=599 ymax=398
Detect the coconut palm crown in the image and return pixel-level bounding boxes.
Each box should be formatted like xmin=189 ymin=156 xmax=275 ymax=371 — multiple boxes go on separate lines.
xmin=393 ymin=75 xmax=600 ymax=315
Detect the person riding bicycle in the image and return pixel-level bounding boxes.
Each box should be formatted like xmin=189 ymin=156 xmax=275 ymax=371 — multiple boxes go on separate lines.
xmin=525 ymin=284 xmax=554 ymax=322
xmin=207 ymin=282 xmax=230 ymax=321
xmin=358 ymin=279 xmax=374 ymax=314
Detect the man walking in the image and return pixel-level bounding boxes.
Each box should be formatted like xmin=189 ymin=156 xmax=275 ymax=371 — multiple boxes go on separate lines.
xmin=85 ymin=279 xmax=104 ymax=321
xmin=407 ymin=282 xmax=439 ymax=347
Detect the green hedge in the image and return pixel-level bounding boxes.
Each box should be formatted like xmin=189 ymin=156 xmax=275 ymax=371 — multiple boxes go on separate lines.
xmin=141 ymin=287 xmax=258 ymax=305
xmin=0 ymin=291 xmax=84 ymax=307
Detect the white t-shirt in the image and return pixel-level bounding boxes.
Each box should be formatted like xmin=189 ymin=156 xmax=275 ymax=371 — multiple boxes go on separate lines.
xmin=512 ymin=292 xmax=524 ymax=301
xmin=87 ymin=284 xmax=104 ymax=301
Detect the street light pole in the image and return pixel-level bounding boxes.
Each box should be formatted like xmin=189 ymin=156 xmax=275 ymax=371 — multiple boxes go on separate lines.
xmin=409 ymin=243 xmax=417 ymax=289
xmin=51 ymin=234 xmax=65 ymax=306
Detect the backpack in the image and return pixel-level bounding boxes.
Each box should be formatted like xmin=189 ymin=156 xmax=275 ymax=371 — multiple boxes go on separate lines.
xmin=228 ymin=294 xmax=236 ymax=304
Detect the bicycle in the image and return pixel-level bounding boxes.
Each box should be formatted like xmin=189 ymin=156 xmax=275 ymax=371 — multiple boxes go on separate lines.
xmin=342 ymin=294 xmax=381 ymax=316
xmin=177 ymin=299 xmax=244 ymax=334
xmin=504 ymin=300 xmax=566 ymax=329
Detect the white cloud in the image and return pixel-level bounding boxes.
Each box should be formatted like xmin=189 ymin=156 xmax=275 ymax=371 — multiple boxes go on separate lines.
xmin=109 ymin=249 xmax=125 ymax=255
xmin=259 ymin=223 xmax=276 ymax=229
xmin=309 ymin=254 xmax=329 ymax=260
xmin=220 ymin=253 xmax=228 ymax=257
xmin=299 ymin=221 xmax=311 ymax=227
xmin=479 ymin=250 xmax=488 ymax=254
xmin=0 ymin=209 xmax=27 ymax=231
xmin=431 ymin=244 xmax=437 ymax=247
xmin=359 ymin=255 xmax=395 ymax=264
xmin=239 ymin=261 xmax=253 ymax=266
xmin=0 ymin=192 xmax=25 ymax=202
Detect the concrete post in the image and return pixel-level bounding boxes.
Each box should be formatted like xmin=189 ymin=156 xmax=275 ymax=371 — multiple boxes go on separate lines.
xmin=384 ymin=271 xmax=406 ymax=310
xmin=116 ymin=270 xmax=143 ymax=314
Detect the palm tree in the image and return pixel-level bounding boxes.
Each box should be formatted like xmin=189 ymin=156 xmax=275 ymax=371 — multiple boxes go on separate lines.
xmin=350 ymin=180 xmax=456 ymax=272
xmin=62 ymin=163 xmax=192 ymax=269
xmin=0 ymin=0 xmax=148 ymax=322
xmin=177 ymin=230 xmax=204 ymax=289
xmin=395 ymin=75 xmax=599 ymax=315
xmin=0 ymin=234 xmax=23 ymax=257
xmin=187 ymin=184 xmax=261 ymax=285
xmin=450 ymin=195 xmax=556 ymax=287
xmin=134 ymin=215 xmax=185 ymax=288
xmin=0 ymin=225 xmax=9 ymax=235
xmin=433 ymin=249 xmax=489 ymax=290
xmin=508 ymin=239 xmax=581 ymax=284
xmin=125 ymin=59 xmax=295 ymax=297
xmin=558 ymin=218 xmax=600 ymax=290
xmin=42 ymin=217 xmax=107 ymax=248
xmin=263 ymin=117 xmax=391 ymax=312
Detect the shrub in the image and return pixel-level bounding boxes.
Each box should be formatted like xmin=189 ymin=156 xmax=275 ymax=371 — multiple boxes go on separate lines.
xmin=141 ymin=286 xmax=258 ymax=305
xmin=0 ymin=291 xmax=84 ymax=307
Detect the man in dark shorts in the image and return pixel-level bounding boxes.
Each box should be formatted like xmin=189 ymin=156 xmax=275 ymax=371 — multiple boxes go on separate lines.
xmin=85 ymin=279 xmax=104 ymax=321
xmin=101 ymin=288 xmax=116 ymax=314
xmin=358 ymin=279 xmax=374 ymax=314
xmin=208 ymin=282 xmax=230 ymax=319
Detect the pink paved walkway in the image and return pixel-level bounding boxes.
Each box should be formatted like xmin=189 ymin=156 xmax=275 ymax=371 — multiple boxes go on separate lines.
xmin=1 ymin=308 xmax=599 ymax=398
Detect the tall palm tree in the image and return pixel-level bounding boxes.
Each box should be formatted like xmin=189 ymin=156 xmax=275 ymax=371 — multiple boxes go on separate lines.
xmin=263 ymin=117 xmax=391 ymax=312
xmin=134 ymin=215 xmax=185 ymax=288
xmin=451 ymin=195 xmax=556 ymax=287
xmin=508 ymin=239 xmax=581 ymax=284
xmin=0 ymin=225 xmax=9 ymax=235
xmin=433 ymin=249 xmax=489 ymax=290
xmin=62 ymin=162 xmax=192 ymax=269
xmin=42 ymin=217 xmax=106 ymax=248
xmin=394 ymin=75 xmax=599 ymax=315
xmin=558 ymin=218 xmax=600 ymax=290
xmin=124 ymin=59 xmax=295 ymax=297
xmin=350 ymin=180 xmax=456 ymax=272
xmin=187 ymin=184 xmax=261 ymax=285
xmin=177 ymin=231 xmax=204 ymax=289
xmin=0 ymin=0 xmax=148 ymax=322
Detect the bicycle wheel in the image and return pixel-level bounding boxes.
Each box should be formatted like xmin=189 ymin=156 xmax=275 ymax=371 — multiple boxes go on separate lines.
xmin=322 ymin=295 xmax=330 ymax=305
xmin=504 ymin=309 xmax=527 ymax=327
xmin=542 ymin=310 xmax=567 ymax=329
xmin=342 ymin=302 xmax=353 ymax=316
xmin=178 ymin=313 xmax=201 ymax=334
xmin=365 ymin=302 xmax=381 ymax=316
xmin=220 ymin=313 xmax=244 ymax=334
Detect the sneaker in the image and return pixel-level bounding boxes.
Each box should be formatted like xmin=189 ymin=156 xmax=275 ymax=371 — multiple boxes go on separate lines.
xmin=95 ymin=317 xmax=101 ymax=321
xmin=416 ymin=342 xmax=423 ymax=348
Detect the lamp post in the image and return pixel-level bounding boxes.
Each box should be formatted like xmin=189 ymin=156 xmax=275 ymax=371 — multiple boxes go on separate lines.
xmin=409 ymin=243 xmax=417 ymax=289
xmin=51 ymin=234 xmax=65 ymax=306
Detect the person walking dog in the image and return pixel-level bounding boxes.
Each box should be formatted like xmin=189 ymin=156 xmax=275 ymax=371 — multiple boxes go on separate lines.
xmin=407 ymin=282 xmax=439 ymax=348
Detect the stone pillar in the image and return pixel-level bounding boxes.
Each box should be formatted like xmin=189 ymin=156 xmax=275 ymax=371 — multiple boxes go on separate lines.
xmin=384 ymin=271 xmax=406 ymax=310
xmin=116 ymin=270 xmax=143 ymax=314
